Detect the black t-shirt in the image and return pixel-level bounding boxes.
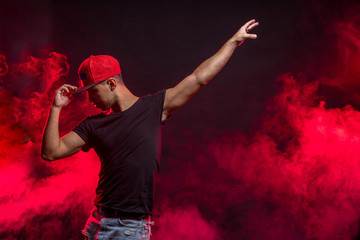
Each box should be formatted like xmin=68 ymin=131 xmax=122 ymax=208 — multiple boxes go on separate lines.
xmin=73 ymin=90 xmax=166 ymax=215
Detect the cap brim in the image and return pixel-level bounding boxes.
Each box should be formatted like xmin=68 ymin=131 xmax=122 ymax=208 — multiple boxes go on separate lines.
xmin=71 ymin=81 xmax=104 ymax=95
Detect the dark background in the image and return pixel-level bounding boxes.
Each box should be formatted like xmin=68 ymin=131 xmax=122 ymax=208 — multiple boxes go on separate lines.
xmin=0 ymin=0 xmax=312 ymax=132
xmin=1 ymin=0 xmax=360 ymax=239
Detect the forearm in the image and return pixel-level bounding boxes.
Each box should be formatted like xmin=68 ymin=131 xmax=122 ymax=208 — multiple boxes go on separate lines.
xmin=192 ymin=38 xmax=239 ymax=86
xmin=41 ymin=106 xmax=62 ymax=160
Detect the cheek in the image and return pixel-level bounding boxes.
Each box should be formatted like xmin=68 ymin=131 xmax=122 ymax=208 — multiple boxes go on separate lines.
xmin=100 ymin=93 xmax=109 ymax=101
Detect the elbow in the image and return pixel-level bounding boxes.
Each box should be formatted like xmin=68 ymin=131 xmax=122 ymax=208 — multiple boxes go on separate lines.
xmin=192 ymin=73 xmax=210 ymax=87
xmin=194 ymin=74 xmax=214 ymax=87
xmin=41 ymin=151 xmax=56 ymax=161
xmin=41 ymin=142 xmax=60 ymax=161
xmin=41 ymin=154 xmax=53 ymax=161
xmin=197 ymin=79 xmax=209 ymax=88
xmin=198 ymin=80 xmax=208 ymax=87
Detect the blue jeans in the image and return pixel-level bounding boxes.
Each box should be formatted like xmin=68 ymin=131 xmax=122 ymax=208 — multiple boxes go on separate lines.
xmin=82 ymin=208 xmax=153 ymax=240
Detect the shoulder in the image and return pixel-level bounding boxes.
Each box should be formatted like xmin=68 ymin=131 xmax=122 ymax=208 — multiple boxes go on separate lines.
xmin=78 ymin=113 xmax=108 ymax=123
xmin=86 ymin=113 xmax=107 ymax=120
xmin=74 ymin=113 xmax=106 ymax=130
xmin=142 ymin=89 xmax=166 ymax=101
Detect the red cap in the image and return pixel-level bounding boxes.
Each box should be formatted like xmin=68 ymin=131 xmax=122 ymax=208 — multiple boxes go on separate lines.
xmin=73 ymin=55 xmax=121 ymax=94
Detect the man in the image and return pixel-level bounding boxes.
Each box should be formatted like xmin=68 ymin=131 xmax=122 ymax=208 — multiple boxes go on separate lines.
xmin=41 ymin=19 xmax=259 ymax=240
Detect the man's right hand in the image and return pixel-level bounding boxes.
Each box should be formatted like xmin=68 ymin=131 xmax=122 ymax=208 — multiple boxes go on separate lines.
xmin=53 ymin=84 xmax=77 ymax=108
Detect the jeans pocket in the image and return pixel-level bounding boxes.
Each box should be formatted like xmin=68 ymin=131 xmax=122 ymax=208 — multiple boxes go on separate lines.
xmin=118 ymin=218 xmax=143 ymax=228
xmin=82 ymin=217 xmax=101 ymax=239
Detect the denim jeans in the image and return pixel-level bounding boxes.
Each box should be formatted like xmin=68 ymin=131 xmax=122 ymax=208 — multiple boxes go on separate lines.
xmin=82 ymin=208 xmax=153 ymax=240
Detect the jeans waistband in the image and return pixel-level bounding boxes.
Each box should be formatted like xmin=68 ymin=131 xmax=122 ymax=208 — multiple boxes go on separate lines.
xmin=95 ymin=205 xmax=150 ymax=220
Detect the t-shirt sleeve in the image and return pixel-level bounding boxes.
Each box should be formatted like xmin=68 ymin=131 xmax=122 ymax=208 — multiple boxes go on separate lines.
xmin=151 ymin=89 xmax=169 ymax=124
xmin=72 ymin=119 xmax=92 ymax=151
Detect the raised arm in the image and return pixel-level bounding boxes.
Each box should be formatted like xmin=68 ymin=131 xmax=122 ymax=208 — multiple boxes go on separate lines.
xmin=41 ymin=84 xmax=85 ymax=161
xmin=162 ymin=19 xmax=259 ymax=120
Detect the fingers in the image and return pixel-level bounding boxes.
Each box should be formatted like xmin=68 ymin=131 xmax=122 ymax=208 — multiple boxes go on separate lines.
xmin=246 ymin=33 xmax=258 ymax=40
xmin=237 ymin=19 xmax=259 ymax=41
xmin=242 ymin=19 xmax=255 ymax=31
xmin=62 ymin=84 xmax=77 ymax=92
xmin=246 ymin=21 xmax=259 ymax=32
xmin=243 ymin=19 xmax=259 ymax=33
xmin=244 ymin=19 xmax=256 ymax=28
xmin=57 ymin=84 xmax=78 ymax=96
xmin=53 ymin=84 xmax=77 ymax=108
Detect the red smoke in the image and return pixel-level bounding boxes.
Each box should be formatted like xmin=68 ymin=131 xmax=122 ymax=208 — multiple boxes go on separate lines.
xmin=0 ymin=55 xmax=8 ymax=77
xmin=215 ymin=76 xmax=360 ymax=239
xmin=153 ymin=206 xmax=220 ymax=240
xmin=152 ymin=75 xmax=360 ymax=239
xmin=0 ymin=53 xmax=99 ymax=239
xmin=300 ymin=1 xmax=360 ymax=107
xmin=1 ymin=3 xmax=360 ymax=240
xmin=152 ymin=5 xmax=360 ymax=239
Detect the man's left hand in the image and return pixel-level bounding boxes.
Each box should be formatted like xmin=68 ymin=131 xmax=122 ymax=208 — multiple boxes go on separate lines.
xmin=231 ymin=19 xmax=259 ymax=46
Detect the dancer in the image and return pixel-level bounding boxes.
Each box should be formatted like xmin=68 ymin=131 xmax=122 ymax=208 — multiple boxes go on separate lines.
xmin=41 ymin=19 xmax=259 ymax=240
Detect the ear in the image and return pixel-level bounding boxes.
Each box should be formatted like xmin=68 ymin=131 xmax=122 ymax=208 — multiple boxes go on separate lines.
xmin=106 ymin=78 xmax=117 ymax=91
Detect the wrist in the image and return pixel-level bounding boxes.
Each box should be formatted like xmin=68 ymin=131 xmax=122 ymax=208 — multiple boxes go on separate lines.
xmin=228 ymin=37 xmax=243 ymax=47
xmin=51 ymin=105 xmax=62 ymax=112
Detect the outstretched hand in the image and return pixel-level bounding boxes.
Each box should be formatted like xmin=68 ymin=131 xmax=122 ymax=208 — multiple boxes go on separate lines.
xmin=231 ymin=19 xmax=259 ymax=45
xmin=53 ymin=84 xmax=77 ymax=108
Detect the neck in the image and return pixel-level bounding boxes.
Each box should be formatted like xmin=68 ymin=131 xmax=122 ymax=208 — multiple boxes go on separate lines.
xmin=111 ymin=86 xmax=139 ymax=113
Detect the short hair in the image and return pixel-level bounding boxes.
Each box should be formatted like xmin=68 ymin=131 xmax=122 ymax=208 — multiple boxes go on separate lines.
xmin=106 ymin=74 xmax=124 ymax=85
xmin=114 ymin=74 xmax=124 ymax=84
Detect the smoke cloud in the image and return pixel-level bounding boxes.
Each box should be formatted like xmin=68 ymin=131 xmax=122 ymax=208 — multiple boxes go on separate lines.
xmin=153 ymin=205 xmax=221 ymax=240
xmin=1 ymin=1 xmax=360 ymax=240
xmin=154 ymin=75 xmax=360 ymax=239
xmin=0 ymin=53 xmax=99 ymax=239
xmin=152 ymin=2 xmax=360 ymax=239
